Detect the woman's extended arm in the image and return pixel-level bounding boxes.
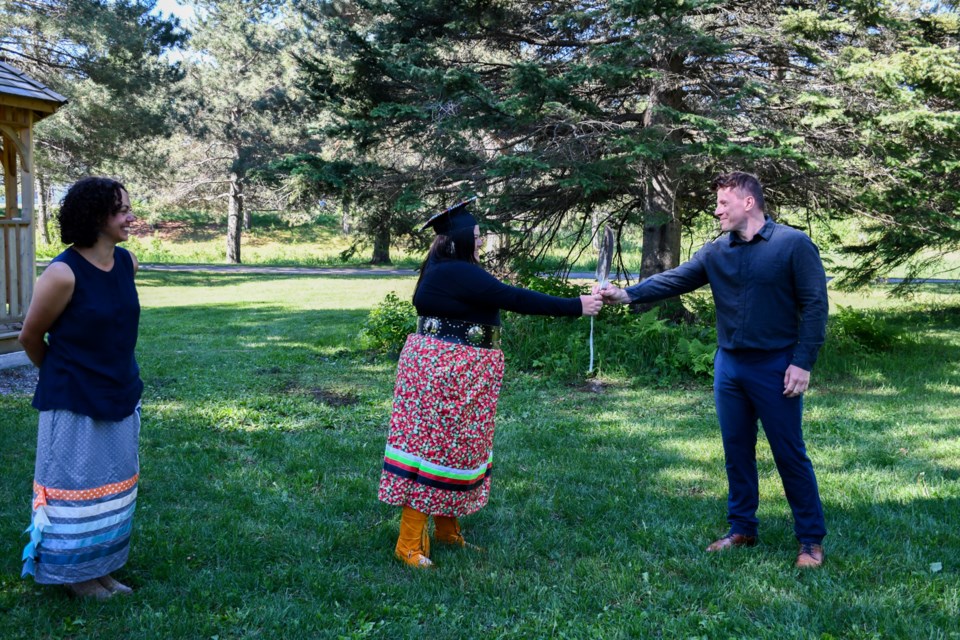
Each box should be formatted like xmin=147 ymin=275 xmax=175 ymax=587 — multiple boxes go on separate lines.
xmin=472 ymin=269 xmax=586 ymax=317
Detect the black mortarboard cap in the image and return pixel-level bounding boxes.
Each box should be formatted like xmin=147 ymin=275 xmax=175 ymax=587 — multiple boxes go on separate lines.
xmin=419 ymin=197 xmax=478 ymax=234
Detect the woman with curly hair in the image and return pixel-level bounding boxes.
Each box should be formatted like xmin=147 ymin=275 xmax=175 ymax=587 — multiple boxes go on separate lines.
xmin=378 ymin=198 xmax=602 ymax=568
xmin=18 ymin=177 xmax=143 ymax=599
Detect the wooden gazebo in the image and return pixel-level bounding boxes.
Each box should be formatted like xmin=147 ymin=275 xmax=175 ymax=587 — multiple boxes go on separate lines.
xmin=0 ymin=61 xmax=67 ymax=355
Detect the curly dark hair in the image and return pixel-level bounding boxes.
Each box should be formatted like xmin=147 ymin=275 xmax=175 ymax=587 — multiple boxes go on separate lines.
xmin=58 ymin=177 xmax=127 ymax=247
xmin=711 ymin=171 xmax=766 ymax=213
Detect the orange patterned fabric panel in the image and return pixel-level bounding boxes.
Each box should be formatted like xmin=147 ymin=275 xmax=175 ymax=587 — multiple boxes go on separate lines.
xmin=33 ymin=474 xmax=139 ymax=508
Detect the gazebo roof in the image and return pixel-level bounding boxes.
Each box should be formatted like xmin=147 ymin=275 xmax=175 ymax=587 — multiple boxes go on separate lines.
xmin=0 ymin=60 xmax=68 ymax=121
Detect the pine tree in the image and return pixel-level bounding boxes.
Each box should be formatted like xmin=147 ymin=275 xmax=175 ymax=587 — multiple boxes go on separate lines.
xmin=0 ymin=0 xmax=184 ymax=182
xmin=170 ymin=0 xmax=319 ymax=263
xmin=789 ymin=3 xmax=960 ymax=289
xmin=294 ymin=0 xmax=958 ymax=286
xmin=293 ymin=0 xmax=838 ymax=276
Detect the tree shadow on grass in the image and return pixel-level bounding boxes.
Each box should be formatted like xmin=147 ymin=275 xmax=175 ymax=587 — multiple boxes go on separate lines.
xmin=818 ymin=301 xmax=960 ymax=391
xmin=818 ymin=337 xmax=960 ymax=393
xmin=4 ymin=287 xmax=959 ymax=636
xmin=137 ymin=272 xmax=271 ymax=289
xmin=138 ymin=303 xmax=379 ymax=410
xmin=137 ymin=271 xmax=370 ymax=289
xmin=875 ymin=300 xmax=960 ymax=326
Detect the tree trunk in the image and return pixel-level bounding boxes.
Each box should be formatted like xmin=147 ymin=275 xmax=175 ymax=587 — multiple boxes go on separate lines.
xmin=640 ymin=172 xmax=682 ymax=278
xmin=37 ymin=172 xmax=51 ymax=245
xmin=591 ymin=210 xmax=599 ymax=250
xmin=633 ymin=60 xmax=691 ymax=322
xmin=226 ymin=173 xmax=243 ymax=263
xmin=639 ymin=56 xmax=685 ymax=277
xmin=371 ymin=224 xmax=391 ymax=264
xmin=633 ymin=174 xmax=690 ymax=322
xmin=243 ymin=204 xmax=251 ymax=231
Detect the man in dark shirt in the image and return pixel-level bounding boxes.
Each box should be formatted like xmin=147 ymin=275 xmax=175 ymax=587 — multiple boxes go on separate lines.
xmin=597 ymin=172 xmax=828 ymax=568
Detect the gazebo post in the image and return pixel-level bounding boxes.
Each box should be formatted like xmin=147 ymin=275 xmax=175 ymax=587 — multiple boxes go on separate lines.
xmin=0 ymin=139 xmax=8 ymax=314
xmin=1 ymin=135 xmax=15 ymax=319
xmin=20 ymin=122 xmax=35 ymax=321
xmin=3 ymin=137 xmax=15 ymax=217
xmin=0 ymin=62 xmax=66 ymax=360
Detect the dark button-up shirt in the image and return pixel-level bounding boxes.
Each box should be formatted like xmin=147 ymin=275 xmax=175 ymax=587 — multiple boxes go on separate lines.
xmin=624 ymin=218 xmax=828 ymax=370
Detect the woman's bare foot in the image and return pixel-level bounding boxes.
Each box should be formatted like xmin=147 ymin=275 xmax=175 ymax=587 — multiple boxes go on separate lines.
xmin=98 ymin=574 xmax=134 ymax=595
xmin=63 ymin=579 xmax=112 ymax=600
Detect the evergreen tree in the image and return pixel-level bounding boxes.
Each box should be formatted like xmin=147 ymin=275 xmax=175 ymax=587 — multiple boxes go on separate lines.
xmin=0 ymin=0 xmax=184 ymax=184
xmin=170 ymin=0 xmax=318 ymax=263
xmin=294 ymin=0 xmax=958 ymax=286
xmin=787 ymin=2 xmax=960 ymax=289
xmin=293 ymin=0 xmax=840 ymax=277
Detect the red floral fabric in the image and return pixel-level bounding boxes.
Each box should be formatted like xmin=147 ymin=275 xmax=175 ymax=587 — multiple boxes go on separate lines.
xmin=378 ymin=333 xmax=506 ymax=516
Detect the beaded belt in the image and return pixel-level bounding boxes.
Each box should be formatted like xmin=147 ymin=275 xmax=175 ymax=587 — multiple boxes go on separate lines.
xmin=416 ymin=316 xmax=501 ymax=349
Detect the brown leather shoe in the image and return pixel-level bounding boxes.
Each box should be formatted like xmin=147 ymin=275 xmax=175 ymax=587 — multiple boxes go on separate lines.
xmin=706 ymin=533 xmax=758 ymax=552
xmin=795 ymin=543 xmax=824 ymax=568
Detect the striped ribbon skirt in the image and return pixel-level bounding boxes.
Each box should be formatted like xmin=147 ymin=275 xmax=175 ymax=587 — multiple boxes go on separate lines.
xmin=378 ymin=333 xmax=505 ymax=517
xmin=22 ymin=407 xmax=141 ymax=584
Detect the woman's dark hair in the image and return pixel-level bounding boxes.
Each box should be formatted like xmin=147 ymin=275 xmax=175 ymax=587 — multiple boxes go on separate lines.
xmin=58 ymin=177 xmax=127 ymax=247
xmin=413 ymin=226 xmax=479 ymax=299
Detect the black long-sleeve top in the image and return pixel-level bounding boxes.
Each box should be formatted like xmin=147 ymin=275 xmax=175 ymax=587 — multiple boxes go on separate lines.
xmin=624 ymin=218 xmax=829 ymax=371
xmin=413 ymin=258 xmax=582 ymax=326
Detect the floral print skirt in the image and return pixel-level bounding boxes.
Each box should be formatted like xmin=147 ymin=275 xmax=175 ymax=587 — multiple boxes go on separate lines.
xmin=378 ymin=333 xmax=506 ymax=517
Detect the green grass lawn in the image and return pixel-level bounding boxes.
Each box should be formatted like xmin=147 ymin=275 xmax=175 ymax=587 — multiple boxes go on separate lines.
xmin=1 ymin=275 xmax=958 ymax=639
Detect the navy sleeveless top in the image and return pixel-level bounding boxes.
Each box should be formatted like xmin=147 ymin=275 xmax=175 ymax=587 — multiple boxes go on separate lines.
xmin=32 ymin=247 xmax=143 ymax=420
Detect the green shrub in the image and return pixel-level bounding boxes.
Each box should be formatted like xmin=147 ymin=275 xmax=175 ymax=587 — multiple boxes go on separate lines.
xmin=682 ymin=289 xmax=717 ymax=326
xmin=504 ymin=275 xmax=718 ymax=383
xmin=358 ymin=292 xmax=416 ymax=355
xmin=828 ymin=305 xmax=905 ymax=352
xmin=660 ymin=336 xmax=717 ymax=377
xmin=360 ymin=277 xmax=720 ymax=382
xmin=512 ymin=271 xmax=585 ymax=298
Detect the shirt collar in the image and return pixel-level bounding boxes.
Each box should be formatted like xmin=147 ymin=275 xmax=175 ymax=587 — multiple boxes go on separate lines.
xmin=729 ymin=216 xmax=775 ymax=245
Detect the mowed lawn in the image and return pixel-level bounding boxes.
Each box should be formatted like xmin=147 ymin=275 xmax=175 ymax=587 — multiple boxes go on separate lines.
xmin=0 ymin=272 xmax=958 ymax=639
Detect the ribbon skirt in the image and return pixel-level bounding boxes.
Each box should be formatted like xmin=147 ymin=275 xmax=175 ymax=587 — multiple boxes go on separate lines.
xmin=379 ymin=333 xmax=505 ymax=517
xmin=22 ymin=407 xmax=141 ymax=584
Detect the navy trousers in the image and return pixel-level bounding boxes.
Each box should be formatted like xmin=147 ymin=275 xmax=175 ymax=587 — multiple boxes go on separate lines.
xmin=713 ymin=347 xmax=826 ymax=544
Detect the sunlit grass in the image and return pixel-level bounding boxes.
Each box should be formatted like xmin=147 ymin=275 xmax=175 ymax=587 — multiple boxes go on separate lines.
xmin=0 ymin=274 xmax=957 ymax=638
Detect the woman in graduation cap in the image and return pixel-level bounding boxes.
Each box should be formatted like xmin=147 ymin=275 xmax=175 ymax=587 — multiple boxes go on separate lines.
xmin=378 ymin=198 xmax=603 ymax=568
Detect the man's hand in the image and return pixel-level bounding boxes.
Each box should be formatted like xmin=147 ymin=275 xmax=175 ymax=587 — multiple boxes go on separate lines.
xmin=783 ymin=365 xmax=811 ymax=398
xmin=591 ymin=284 xmax=630 ymax=305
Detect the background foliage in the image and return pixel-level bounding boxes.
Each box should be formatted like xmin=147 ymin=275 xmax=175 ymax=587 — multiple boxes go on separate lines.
xmin=357 ymin=275 xmax=914 ymax=383
xmin=0 ymin=0 xmax=184 ymax=181
xmin=3 ymin=0 xmax=956 ymax=287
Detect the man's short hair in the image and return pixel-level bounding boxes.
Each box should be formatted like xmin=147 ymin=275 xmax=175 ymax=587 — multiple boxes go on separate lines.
xmin=712 ymin=172 xmax=765 ymax=212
